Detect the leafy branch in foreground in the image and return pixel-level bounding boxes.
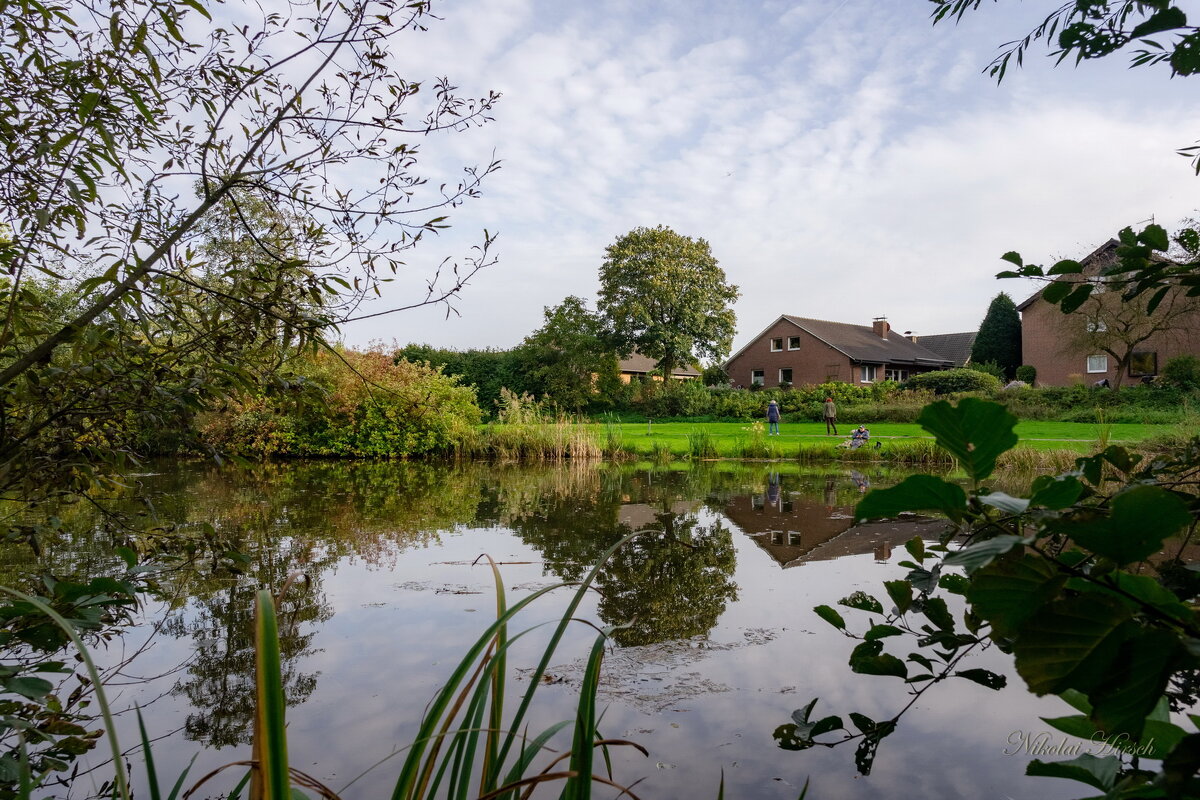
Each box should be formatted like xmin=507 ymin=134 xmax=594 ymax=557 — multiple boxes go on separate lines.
xmin=783 ymin=397 xmax=1200 ymax=797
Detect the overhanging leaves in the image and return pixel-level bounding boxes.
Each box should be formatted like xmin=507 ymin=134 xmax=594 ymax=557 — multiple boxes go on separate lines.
xmin=916 ymin=398 xmax=1018 ymax=482
xmin=855 ymin=475 xmax=966 ymax=523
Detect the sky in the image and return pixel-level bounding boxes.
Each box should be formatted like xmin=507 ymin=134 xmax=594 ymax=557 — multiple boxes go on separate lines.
xmin=339 ymin=0 xmax=1200 ymax=359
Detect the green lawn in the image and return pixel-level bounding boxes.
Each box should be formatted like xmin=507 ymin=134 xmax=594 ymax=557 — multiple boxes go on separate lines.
xmin=590 ymin=419 xmax=1176 ymax=455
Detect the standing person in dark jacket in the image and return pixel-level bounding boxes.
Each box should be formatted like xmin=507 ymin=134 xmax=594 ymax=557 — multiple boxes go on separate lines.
xmin=823 ymin=396 xmax=838 ymax=435
xmin=766 ymin=400 xmax=780 ymax=436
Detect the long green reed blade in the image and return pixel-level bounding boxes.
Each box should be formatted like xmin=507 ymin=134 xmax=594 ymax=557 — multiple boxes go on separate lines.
xmin=484 ymin=556 xmax=506 ymax=796
xmin=497 ymin=720 xmax=571 ymax=793
xmin=227 ymin=770 xmax=252 ymax=800
xmin=254 ymin=588 xmax=290 ymax=800
xmin=561 ymin=634 xmax=606 ymax=800
xmin=391 ymin=583 xmax=571 ymax=800
xmin=0 ymin=587 xmax=130 ymax=800
xmin=492 ymin=530 xmax=641 ymax=772
xmin=136 ymin=707 xmax=161 ymax=800
xmin=165 ymin=754 xmax=197 ymax=800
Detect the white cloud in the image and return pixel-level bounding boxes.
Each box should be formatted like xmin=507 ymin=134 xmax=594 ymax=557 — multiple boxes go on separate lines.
xmin=342 ymin=0 xmax=1200 ymax=357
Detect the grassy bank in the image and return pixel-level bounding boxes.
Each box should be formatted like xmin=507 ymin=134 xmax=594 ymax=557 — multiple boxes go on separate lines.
xmin=467 ymin=418 xmax=1176 ymax=469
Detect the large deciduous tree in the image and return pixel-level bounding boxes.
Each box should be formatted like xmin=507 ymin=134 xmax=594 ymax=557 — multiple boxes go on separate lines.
xmin=970 ymin=292 xmax=1022 ymax=379
xmin=597 ymin=225 xmax=738 ymax=382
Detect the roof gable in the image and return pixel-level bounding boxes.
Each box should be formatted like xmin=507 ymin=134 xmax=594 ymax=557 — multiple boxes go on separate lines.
xmin=917 ymin=331 xmax=977 ymax=367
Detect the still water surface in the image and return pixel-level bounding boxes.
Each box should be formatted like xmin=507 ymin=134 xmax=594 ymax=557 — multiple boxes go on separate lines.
xmin=42 ymin=460 xmax=1084 ymax=799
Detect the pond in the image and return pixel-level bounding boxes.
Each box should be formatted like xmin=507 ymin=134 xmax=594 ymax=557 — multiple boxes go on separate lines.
xmin=13 ymin=460 xmax=1084 ymax=799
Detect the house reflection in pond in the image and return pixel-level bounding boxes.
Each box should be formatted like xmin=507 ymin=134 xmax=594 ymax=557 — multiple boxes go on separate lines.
xmin=722 ymin=476 xmax=949 ymax=568
xmin=617 ymin=500 xmax=703 ymax=530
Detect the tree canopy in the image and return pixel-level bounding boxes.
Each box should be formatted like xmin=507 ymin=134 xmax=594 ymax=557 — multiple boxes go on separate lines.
xmin=970 ymin=292 xmax=1022 ymax=379
xmin=597 ymin=225 xmax=739 ymax=381
xmin=519 ymin=296 xmax=619 ymax=413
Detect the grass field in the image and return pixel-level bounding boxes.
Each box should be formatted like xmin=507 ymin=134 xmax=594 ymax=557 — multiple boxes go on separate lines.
xmin=591 ymin=419 xmax=1176 ymax=457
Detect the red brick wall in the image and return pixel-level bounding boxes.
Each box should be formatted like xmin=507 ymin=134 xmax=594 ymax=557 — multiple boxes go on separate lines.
xmin=1021 ymin=293 xmax=1200 ymax=386
xmin=726 ymin=319 xmax=854 ymax=388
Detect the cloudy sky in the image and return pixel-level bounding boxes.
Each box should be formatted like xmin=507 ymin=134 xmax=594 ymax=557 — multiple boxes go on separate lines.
xmin=340 ymin=0 xmax=1200 ymax=357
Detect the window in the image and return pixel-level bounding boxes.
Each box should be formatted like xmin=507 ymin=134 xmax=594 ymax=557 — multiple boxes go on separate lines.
xmin=1087 ymin=276 xmax=1108 ymax=294
xmin=1129 ymin=351 xmax=1158 ymax=376
xmin=860 ymin=365 xmax=878 ymax=383
xmin=1086 ymin=355 xmax=1109 ymax=373
xmin=1086 ymin=318 xmax=1107 ymax=333
xmin=751 ymin=369 xmax=764 ymax=386
xmin=770 ymin=338 xmax=783 ymax=352
xmin=779 ymin=368 xmax=792 ymax=385
xmin=788 ymin=336 xmax=801 ymax=350
xmin=885 ymin=368 xmax=908 ymax=382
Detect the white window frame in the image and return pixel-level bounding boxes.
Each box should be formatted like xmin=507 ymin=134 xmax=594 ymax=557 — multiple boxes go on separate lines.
xmin=779 ymin=368 xmax=792 ymax=385
xmin=1086 ymin=355 xmax=1109 ymax=374
xmin=884 ymin=367 xmax=907 ymax=382
xmin=787 ymin=336 xmax=801 ymax=350
xmin=751 ymin=369 xmax=765 ymax=386
xmin=860 ymin=365 xmax=878 ymax=383
xmin=1086 ymin=318 xmax=1107 ymax=333
xmin=769 ymin=338 xmax=783 ymax=352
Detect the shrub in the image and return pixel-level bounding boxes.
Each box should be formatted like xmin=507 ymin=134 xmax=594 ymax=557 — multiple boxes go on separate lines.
xmin=1015 ymin=364 xmax=1037 ymax=384
xmin=201 ymin=348 xmax=482 ymax=457
xmin=903 ymin=368 xmax=1001 ymax=395
xmin=1163 ymin=355 xmax=1200 ymax=390
xmin=969 ymin=360 xmax=1005 ymax=381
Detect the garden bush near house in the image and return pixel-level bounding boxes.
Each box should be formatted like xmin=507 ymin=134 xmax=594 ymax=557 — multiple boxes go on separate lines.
xmin=1014 ymin=364 xmax=1036 ymax=384
xmin=200 ymin=349 xmax=482 ymax=457
xmin=1163 ymin=354 xmax=1200 ymax=391
xmin=967 ymin=360 xmax=1005 ymax=381
xmin=903 ymin=368 xmax=1002 ymax=395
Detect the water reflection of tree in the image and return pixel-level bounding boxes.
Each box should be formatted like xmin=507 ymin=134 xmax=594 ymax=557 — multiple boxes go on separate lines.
xmin=163 ymin=579 xmax=326 ymax=747
xmin=506 ymin=470 xmax=738 ymax=647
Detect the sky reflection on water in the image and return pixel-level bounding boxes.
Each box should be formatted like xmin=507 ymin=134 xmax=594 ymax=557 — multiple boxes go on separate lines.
xmin=57 ymin=460 xmax=1084 ymax=800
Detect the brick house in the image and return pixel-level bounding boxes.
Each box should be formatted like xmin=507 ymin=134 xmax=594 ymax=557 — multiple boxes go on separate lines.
xmin=1018 ymin=240 xmax=1200 ymax=386
xmin=724 ymin=315 xmax=954 ymax=388
xmin=617 ymin=353 xmax=700 ymax=383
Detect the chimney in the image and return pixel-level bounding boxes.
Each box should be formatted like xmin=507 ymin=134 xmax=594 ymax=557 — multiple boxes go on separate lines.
xmin=872 ymin=317 xmax=889 ymax=340
xmin=904 ymin=330 xmax=918 ymax=343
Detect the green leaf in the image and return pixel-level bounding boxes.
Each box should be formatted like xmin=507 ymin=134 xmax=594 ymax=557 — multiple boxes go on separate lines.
xmin=1089 ymin=629 xmax=1184 ymax=738
xmin=1060 ymin=285 xmax=1094 ymax=314
xmin=1012 ymin=594 xmax=1133 ymax=697
xmin=855 ymin=475 xmax=966 ymax=523
xmin=1029 ymin=475 xmax=1084 ymax=509
xmin=938 ymin=573 xmax=969 ymax=596
xmin=1137 ymin=222 xmax=1171 ymax=251
xmin=813 ymin=605 xmax=845 ymax=631
xmin=919 ymin=597 xmax=954 ymax=631
xmin=1064 ymin=485 xmax=1191 ymax=565
xmin=849 ymin=641 xmax=908 ymax=678
xmin=3 ymin=677 xmax=53 ymax=700
xmin=839 ymin=591 xmax=883 ymax=615
xmin=904 ymin=536 xmax=925 ymax=563
xmin=954 ymin=668 xmax=1007 ymax=690
xmin=864 ymin=624 xmax=903 ymax=641
xmin=968 ymin=552 xmax=1066 ymax=637
xmin=1026 ymin=754 xmax=1119 ymax=791
xmin=945 ymin=534 xmax=1026 ymax=572
xmin=1000 ymin=251 xmax=1024 ymax=267
xmin=979 ymin=491 xmax=1029 ymax=514
xmin=883 ymin=580 xmax=913 ymax=614
xmin=916 ymin=398 xmax=1018 ymax=482
xmin=1047 ymin=259 xmax=1083 ymax=275
xmin=1043 ymin=281 xmax=1073 ymax=304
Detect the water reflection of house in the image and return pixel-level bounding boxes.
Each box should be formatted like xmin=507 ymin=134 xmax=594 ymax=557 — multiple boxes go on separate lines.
xmin=618 ymin=501 xmax=703 ymax=530
xmin=723 ymin=492 xmax=949 ymax=568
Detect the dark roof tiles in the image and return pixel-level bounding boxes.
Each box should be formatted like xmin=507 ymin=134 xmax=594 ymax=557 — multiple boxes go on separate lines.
xmin=781 ymin=316 xmax=953 ymax=366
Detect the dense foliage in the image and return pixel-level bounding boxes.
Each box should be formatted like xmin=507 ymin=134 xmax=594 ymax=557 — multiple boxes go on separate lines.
xmin=971 ymin=293 xmax=1022 ymax=379
xmin=200 ymin=349 xmax=481 ymax=458
xmin=784 ymin=398 xmax=1200 ymax=797
xmin=598 ymin=225 xmax=739 ymax=381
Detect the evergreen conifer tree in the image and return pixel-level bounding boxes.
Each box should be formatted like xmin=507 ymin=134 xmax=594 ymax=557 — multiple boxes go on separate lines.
xmin=970 ymin=292 xmax=1022 ymax=380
